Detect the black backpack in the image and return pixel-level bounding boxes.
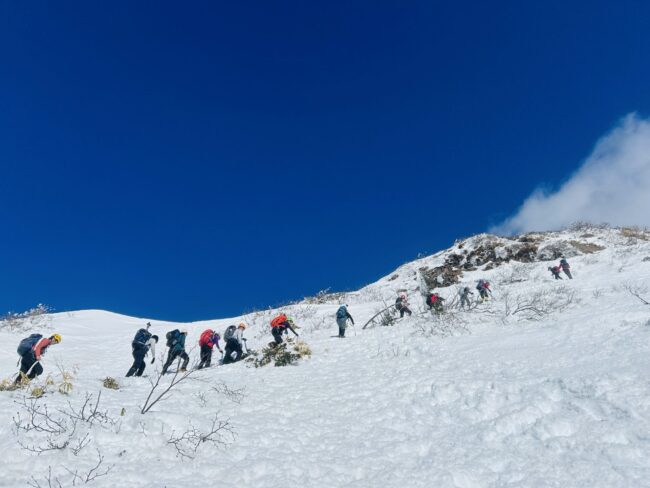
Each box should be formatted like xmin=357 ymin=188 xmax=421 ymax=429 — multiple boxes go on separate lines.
xmin=132 ymin=328 xmax=152 ymax=347
xmin=166 ymin=329 xmax=181 ymax=347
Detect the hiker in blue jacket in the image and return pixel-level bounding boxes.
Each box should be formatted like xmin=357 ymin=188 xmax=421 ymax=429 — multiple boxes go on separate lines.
xmin=162 ymin=330 xmax=190 ymax=374
xmin=126 ymin=323 xmax=159 ymax=377
xmin=335 ymin=304 xmax=354 ymax=338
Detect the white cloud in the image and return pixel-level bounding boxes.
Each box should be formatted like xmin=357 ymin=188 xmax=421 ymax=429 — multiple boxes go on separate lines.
xmin=492 ymin=113 xmax=650 ymax=234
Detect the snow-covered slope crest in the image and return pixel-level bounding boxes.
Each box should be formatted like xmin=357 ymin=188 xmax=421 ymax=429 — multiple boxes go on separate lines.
xmin=2 ymin=225 xmax=650 ymax=487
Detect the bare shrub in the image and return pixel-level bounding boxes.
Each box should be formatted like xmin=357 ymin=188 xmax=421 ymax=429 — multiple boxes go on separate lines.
xmin=623 ymin=283 xmax=650 ymax=306
xmin=494 ymin=263 xmax=530 ymax=284
xmin=1 ymin=304 xmax=53 ymax=332
xmin=414 ymin=312 xmax=470 ymax=338
xmin=247 ymin=339 xmax=311 ymax=368
xmin=13 ymin=392 xmax=116 ymax=456
xmin=102 ymin=377 xmax=119 ymax=390
xmin=28 ymin=449 xmax=113 ymax=487
xmin=167 ymin=413 xmax=236 ymax=460
xmin=362 ymin=304 xmax=397 ymax=330
xmin=140 ymin=367 xmax=197 ymax=415
xmin=499 ymin=287 xmax=576 ymax=322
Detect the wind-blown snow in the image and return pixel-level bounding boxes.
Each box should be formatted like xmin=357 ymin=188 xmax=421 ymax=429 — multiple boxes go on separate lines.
xmin=493 ymin=113 xmax=650 ymax=234
xmin=1 ymin=228 xmax=650 ymax=487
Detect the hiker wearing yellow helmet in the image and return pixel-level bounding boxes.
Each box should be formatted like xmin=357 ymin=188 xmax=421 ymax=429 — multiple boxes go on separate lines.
xmin=14 ymin=333 xmax=61 ymax=384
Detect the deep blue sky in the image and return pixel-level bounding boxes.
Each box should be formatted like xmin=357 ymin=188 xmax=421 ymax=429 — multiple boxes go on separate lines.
xmin=1 ymin=1 xmax=649 ymax=321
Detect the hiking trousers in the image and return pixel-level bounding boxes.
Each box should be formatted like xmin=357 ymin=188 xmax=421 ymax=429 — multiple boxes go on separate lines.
xmin=126 ymin=346 xmax=147 ymax=377
xmin=162 ymin=349 xmax=190 ymax=373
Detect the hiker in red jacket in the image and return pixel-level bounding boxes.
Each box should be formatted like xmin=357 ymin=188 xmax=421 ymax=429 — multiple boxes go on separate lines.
xmin=548 ymin=265 xmax=563 ymax=280
xmin=198 ymin=329 xmax=223 ymax=369
xmin=15 ymin=333 xmax=61 ymax=384
xmin=560 ymin=258 xmax=573 ymax=279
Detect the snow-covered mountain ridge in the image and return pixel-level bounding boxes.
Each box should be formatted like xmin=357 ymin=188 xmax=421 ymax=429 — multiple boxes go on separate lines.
xmin=2 ymin=225 xmax=650 ymax=487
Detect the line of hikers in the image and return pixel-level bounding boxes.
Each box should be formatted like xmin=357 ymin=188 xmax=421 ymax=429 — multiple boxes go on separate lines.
xmin=12 ymin=259 xmax=575 ymax=382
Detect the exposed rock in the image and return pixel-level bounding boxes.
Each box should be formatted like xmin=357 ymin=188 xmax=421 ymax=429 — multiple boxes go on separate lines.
xmin=568 ymin=241 xmax=605 ymax=254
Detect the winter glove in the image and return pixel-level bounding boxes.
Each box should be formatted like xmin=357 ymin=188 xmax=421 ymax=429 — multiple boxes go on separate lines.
xmin=151 ymin=358 xmax=155 ymax=364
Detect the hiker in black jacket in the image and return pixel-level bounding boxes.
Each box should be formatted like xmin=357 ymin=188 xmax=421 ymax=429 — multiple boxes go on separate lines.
xmin=126 ymin=324 xmax=159 ymax=377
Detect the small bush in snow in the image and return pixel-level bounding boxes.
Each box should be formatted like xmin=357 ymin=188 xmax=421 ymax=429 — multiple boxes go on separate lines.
xmin=102 ymin=377 xmax=119 ymax=390
xmin=248 ymin=340 xmax=311 ymax=368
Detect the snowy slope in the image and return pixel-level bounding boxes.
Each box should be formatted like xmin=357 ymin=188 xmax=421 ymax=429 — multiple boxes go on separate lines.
xmin=2 ymin=227 xmax=650 ymax=487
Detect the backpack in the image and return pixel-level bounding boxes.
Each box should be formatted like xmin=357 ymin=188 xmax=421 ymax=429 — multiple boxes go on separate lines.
xmin=224 ymin=325 xmax=237 ymax=341
xmin=199 ymin=329 xmax=214 ymax=347
xmin=271 ymin=314 xmax=287 ymax=328
xmin=132 ymin=328 xmax=152 ymax=348
xmin=166 ymin=329 xmax=181 ymax=348
xmin=17 ymin=333 xmax=42 ymax=356
xmin=336 ymin=306 xmax=347 ymax=319
xmin=476 ymin=280 xmax=484 ymax=290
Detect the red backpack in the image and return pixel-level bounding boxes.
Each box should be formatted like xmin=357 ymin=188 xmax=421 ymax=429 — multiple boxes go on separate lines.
xmin=271 ymin=314 xmax=287 ymax=328
xmin=199 ymin=329 xmax=214 ymax=347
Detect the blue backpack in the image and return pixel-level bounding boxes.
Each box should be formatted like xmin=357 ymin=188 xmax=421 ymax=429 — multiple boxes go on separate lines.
xmin=336 ymin=306 xmax=347 ymax=319
xmin=17 ymin=333 xmax=42 ymax=356
xmin=132 ymin=328 xmax=152 ymax=348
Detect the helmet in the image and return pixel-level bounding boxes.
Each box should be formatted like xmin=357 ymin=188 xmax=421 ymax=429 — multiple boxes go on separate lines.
xmin=51 ymin=333 xmax=62 ymax=344
xmin=180 ymin=330 xmax=188 ymax=335
xmin=287 ymin=317 xmax=295 ymax=324
xmin=238 ymin=323 xmax=247 ymax=329
xmin=152 ymin=335 xmax=159 ymax=342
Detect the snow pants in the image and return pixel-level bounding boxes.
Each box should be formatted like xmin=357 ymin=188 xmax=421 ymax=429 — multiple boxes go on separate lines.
xmin=336 ymin=317 xmax=347 ymax=337
xmin=563 ymin=268 xmax=573 ymax=279
xmin=162 ymin=349 xmax=189 ymax=373
xmin=198 ymin=344 xmax=214 ymax=369
xmin=552 ymin=272 xmax=562 ymax=280
xmin=126 ymin=346 xmax=147 ymax=377
xmin=460 ymin=295 xmax=471 ymax=309
xmin=272 ymin=327 xmax=285 ymax=345
xmin=223 ymin=338 xmax=243 ymax=364
xmin=15 ymin=350 xmax=43 ymax=384
xmin=397 ymin=305 xmax=412 ymax=318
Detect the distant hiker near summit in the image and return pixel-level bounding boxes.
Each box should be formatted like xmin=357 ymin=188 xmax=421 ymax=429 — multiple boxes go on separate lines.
xmin=548 ymin=265 xmax=563 ymax=280
xmin=560 ymin=258 xmax=573 ymax=279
